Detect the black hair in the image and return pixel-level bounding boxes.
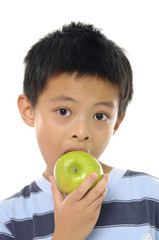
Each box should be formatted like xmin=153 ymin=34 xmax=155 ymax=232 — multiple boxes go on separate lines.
xmin=23 ymin=22 xmax=133 ymax=119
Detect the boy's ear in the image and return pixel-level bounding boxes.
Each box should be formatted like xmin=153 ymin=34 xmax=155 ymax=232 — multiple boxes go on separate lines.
xmin=113 ymin=113 xmax=125 ymax=135
xmin=17 ymin=94 xmax=34 ymax=127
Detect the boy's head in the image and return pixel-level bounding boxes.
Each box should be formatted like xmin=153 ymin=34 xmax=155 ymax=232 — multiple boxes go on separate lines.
xmin=18 ymin=22 xmax=133 ymax=178
xmin=23 ymin=22 xmax=133 ymax=120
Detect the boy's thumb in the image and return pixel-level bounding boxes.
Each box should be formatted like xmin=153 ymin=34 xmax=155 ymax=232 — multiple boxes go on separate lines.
xmin=49 ymin=175 xmax=64 ymax=210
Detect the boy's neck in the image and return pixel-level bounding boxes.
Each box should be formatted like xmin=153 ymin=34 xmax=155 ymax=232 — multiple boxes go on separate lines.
xmin=100 ymin=163 xmax=113 ymax=174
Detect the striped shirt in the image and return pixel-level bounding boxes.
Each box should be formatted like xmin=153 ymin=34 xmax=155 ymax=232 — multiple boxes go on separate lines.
xmin=0 ymin=168 xmax=159 ymax=240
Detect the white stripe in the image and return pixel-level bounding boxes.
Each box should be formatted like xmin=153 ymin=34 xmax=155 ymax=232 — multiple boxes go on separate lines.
xmin=94 ymin=223 xmax=156 ymax=229
xmin=4 ymin=210 xmax=54 ymax=224
xmin=0 ymin=191 xmax=54 ymax=221
xmin=0 ymin=232 xmax=15 ymax=239
xmin=105 ymin=174 xmax=159 ymax=202
xmin=33 ymin=233 xmax=53 ymax=240
xmin=86 ymin=225 xmax=157 ymax=240
xmin=103 ymin=197 xmax=159 ymax=204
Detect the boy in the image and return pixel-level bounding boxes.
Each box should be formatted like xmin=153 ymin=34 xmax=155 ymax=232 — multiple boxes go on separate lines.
xmin=0 ymin=22 xmax=159 ymax=240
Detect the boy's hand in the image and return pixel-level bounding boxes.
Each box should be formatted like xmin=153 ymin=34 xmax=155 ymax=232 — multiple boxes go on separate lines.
xmin=50 ymin=172 xmax=109 ymax=240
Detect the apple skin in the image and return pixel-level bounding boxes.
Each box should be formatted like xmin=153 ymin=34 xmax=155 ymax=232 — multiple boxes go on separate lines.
xmin=54 ymin=151 xmax=104 ymax=195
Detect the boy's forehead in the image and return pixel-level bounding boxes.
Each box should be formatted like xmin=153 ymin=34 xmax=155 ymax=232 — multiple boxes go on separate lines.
xmin=42 ymin=72 xmax=119 ymax=103
xmin=46 ymin=72 xmax=118 ymax=91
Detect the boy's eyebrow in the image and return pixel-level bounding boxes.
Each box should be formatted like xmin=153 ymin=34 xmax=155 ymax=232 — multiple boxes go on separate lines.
xmin=49 ymin=95 xmax=116 ymax=108
xmin=49 ymin=95 xmax=79 ymax=103
xmin=94 ymin=101 xmax=116 ymax=109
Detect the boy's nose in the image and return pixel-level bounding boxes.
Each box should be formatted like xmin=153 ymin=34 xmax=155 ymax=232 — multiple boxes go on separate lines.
xmin=72 ymin=133 xmax=89 ymax=142
xmin=71 ymin=119 xmax=91 ymax=142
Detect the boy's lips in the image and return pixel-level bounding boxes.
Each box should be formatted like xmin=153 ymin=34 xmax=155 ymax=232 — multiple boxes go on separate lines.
xmin=63 ymin=148 xmax=90 ymax=155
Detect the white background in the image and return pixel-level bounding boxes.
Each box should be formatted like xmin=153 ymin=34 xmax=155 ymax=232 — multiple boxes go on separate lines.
xmin=0 ymin=0 xmax=158 ymax=200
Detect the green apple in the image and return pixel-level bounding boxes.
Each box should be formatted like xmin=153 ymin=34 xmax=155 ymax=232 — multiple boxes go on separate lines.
xmin=54 ymin=151 xmax=103 ymax=195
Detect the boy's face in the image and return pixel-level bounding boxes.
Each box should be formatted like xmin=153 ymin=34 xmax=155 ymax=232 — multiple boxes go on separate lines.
xmin=19 ymin=72 xmax=122 ymax=180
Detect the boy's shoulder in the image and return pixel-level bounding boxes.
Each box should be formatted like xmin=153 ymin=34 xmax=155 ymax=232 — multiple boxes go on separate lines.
xmin=123 ymin=169 xmax=159 ymax=178
xmin=107 ymin=168 xmax=159 ymax=201
xmin=10 ymin=180 xmax=42 ymax=198
xmin=0 ymin=175 xmax=54 ymax=239
xmin=0 ymin=180 xmax=43 ymax=222
xmin=122 ymin=169 xmax=159 ymax=189
xmin=109 ymin=168 xmax=159 ymax=184
xmin=124 ymin=169 xmax=159 ymax=190
xmin=0 ymin=175 xmax=52 ymax=209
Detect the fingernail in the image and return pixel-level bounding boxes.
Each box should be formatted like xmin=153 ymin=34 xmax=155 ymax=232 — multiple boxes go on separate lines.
xmin=49 ymin=175 xmax=52 ymax=183
xmin=91 ymin=172 xmax=98 ymax=179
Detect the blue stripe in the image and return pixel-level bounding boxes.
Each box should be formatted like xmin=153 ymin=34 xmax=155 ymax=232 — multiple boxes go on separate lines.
xmin=8 ymin=182 xmax=42 ymax=199
xmin=96 ymin=199 xmax=159 ymax=230
xmin=123 ymin=170 xmax=149 ymax=177
xmin=5 ymin=212 xmax=54 ymax=240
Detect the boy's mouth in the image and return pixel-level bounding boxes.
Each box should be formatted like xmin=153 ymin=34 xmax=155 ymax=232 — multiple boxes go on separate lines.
xmin=63 ymin=148 xmax=90 ymax=155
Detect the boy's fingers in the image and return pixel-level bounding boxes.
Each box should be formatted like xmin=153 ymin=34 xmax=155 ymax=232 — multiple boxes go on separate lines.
xmin=49 ymin=175 xmax=64 ymax=210
xmin=86 ymin=174 xmax=109 ymax=204
xmin=69 ymin=172 xmax=98 ymax=201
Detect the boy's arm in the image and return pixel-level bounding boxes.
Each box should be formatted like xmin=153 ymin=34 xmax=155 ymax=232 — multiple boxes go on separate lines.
xmin=50 ymin=173 xmax=109 ymax=240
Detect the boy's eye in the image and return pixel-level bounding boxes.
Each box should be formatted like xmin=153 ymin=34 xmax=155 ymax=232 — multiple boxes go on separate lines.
xmin=94 ymin=113 xmax=108 ymax=121
xmin=57 ymin=108 xmax=71 ymax=116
